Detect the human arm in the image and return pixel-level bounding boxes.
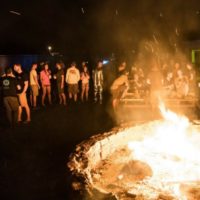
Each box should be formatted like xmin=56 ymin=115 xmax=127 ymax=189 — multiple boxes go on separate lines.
xmin=101 ymin=71 xmax=104 ymax=84
xmin=86 ymin=72 xmax=90 ymax=79
xmin=121 ymin=76 xmax=129 ymax=99
xmin=80 ymin=72 xmax=84 ymax=81
xmin=77 ymin=69 xmax=80 ymax=81
xmin=65 ymin=70 xmax=68 ymax=83
xmin=40 ymin=72 xmax=44 ymax=86
xmin=22 ymin=81 xmax=29 ymax=93
xmin=22 ymin=74 xmax=29 ymax=93
xmin=61 ymin=74 xmax=64 ymax=89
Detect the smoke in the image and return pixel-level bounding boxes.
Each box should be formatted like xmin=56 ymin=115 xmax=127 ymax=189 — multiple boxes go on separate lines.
xmin=86 ymin=0 xmax=200 ymax=58
xmin=99 ymin=0 xmax=200 ymax=124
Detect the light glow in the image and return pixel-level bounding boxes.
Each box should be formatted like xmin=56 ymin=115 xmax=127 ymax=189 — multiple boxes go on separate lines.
xmin=128 ymin=102 xmax=200 ymax=199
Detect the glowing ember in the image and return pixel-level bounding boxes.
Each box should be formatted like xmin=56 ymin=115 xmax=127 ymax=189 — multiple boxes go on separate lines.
xmin=128 ymin=102 xmax=200 ymax=199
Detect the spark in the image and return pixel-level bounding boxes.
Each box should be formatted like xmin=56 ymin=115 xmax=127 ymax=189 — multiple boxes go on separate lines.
xmin=153 ymin=34 xmax=159 ymax=44
xmin=81 ymin=8 xmax=85 ymax=14
xmin=146 ymin=41 xmax=154 ymax=53
xmin=115 ymin=9 xmax=118 ymax=15
xmin=175 ymin=28 xmax=179 ymax=36
xmin=9 ymin=10 xmax=21 ymax=16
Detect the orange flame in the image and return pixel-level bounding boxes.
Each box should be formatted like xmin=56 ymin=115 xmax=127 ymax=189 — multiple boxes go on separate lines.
xmin=128 ymin=102 xmax=200 ymax=199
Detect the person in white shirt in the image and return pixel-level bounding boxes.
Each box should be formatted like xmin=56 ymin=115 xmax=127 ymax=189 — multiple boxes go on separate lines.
xmin=30 ymin=63 xmax=40 ymax=109
xmin=65 ymin=62 xmax=80 ymax=102
xmin=93 ymin=61 xmax=103 ymax=104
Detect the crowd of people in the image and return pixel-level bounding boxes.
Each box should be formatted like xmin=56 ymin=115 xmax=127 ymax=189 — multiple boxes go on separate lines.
xmin=110 ymin=60 xmax=198 ymax=110
xmin=0 ymin=60 xmax=105 ymax=127
xmin=0 ymin=58 xmax=198 ymax=127
xmin=128 ymin=61 xmax=197 ymax=100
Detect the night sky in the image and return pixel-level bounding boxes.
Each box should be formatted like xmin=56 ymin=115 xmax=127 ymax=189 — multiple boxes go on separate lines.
xmin=1 ymin=0 xmax=200 ymax=57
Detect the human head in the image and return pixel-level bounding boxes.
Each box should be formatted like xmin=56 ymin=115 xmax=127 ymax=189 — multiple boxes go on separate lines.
xmin=13 ymin=63 xmax=22 ymax=73
xmin=186 ymin=63 xmax=192 ymax=70
xmin=5 ymin=67 xmax=13 ymax=76
xmin=71 ymin=62 xmax=76 ymax=68
xmin=82 ymin=61 xmax=86 ymax=67
xmin=97 ymin=61 xmax=103 ymax=69
xmin=44 ymin=63 xmax=49 ymax=70
xmin=32 ymin=63 xmax=38 ymax=70
xmin=131 ymin=66 xmax=137 ymax=72
xmin=177 ymin=69 xmax=183 ymax=77
xmin=56 ymin=62 xmax=62 ymax=70
xmin=118 ymin=61 xmax=126 ymax=72
xmin=121 ymin=61 xmax=126 ymax=68
xmin=83 ymin=66 xmax=88 ymax=72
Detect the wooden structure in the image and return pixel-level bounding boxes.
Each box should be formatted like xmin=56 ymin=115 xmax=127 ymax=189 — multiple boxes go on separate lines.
xmin=120 ymin=92 xmax=198 ymax=109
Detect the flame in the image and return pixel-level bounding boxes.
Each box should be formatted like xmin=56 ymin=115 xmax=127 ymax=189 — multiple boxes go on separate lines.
xmin=128 ymin=102 xmax=200 ymax=199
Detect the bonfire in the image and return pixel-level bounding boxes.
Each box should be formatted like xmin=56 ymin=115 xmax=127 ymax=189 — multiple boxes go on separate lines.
xmin=68 ymin=102 xmax=200 ymax=200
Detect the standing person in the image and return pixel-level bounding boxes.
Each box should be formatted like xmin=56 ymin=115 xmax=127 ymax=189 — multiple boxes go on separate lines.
xmin=14 ymin=63 xmax=31 ymax=123
xmin=40 ymin=63 xmax=52 ymax=106
xmin=93 ymin=61 xmax=104 ymax=104
xmin=80 ymin=66 xmax=90 ymax=102
xmin=163 ymin=72 xmax=175 ymax=98
xmin=174 ymin=69 xmax=189 ymax=98
xmin=173 ymin=62 xmax=181 ymax=79
xmin=185 ymin=63 xmax=196 ymax=96
xmin=55 ymin=62 xmax=66 ymax=105
xmin=65 ymin=62 xmax=80 ymax=102
xmin=30 ymin=63 xmax=40 ymax=109
xmin=132 ymin=73 xmax=143 ymax=98
xmin=0 ymin=67 xmax=20 ymax=126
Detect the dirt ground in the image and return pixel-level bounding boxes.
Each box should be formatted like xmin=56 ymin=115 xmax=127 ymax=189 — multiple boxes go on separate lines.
xmin=0 ymin=101 xmax=115 ymax=200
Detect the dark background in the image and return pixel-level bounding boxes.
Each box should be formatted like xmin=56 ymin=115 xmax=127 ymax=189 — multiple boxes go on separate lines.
xmin=1 ymin=0 xmax=200 ymax=58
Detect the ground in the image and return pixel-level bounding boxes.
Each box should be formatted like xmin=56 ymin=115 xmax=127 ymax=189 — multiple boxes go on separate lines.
xmin=0 ymin=99 xmax=198 ymax=200
xmin=0 ymin=102 xmax=114 ymax=200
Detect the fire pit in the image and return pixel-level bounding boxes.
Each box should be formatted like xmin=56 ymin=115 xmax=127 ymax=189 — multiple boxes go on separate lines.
xmin=68 ymin=104 xmax=200 ymax=200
